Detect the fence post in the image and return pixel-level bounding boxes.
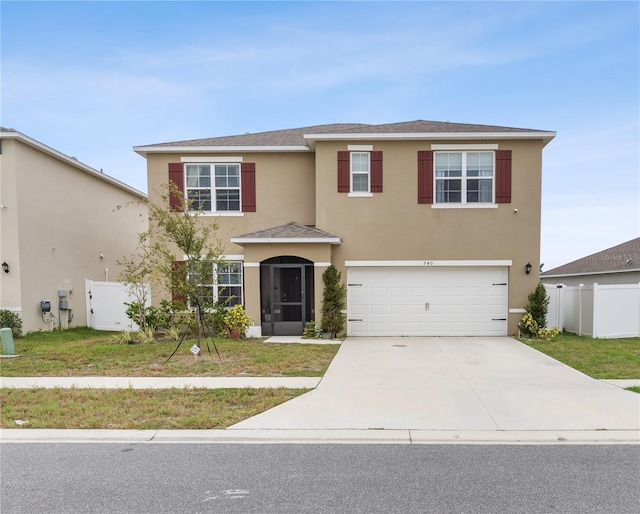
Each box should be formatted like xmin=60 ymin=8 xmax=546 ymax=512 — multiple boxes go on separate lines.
xmin=577 ymin=284 xmax=581 ymax=336
xmin=558 ymin=284 xmax=564 ymax=331
xmin=592 ymin=283 xmax=598 ymax=338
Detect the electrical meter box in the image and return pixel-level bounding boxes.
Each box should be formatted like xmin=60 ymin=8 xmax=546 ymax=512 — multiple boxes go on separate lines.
xmin=41 ymin=300 xmax=51 ymax=313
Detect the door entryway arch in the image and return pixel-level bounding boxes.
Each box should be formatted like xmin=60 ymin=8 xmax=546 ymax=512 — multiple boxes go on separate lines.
xmin=260 ymin=256 xmax=314 ymax=336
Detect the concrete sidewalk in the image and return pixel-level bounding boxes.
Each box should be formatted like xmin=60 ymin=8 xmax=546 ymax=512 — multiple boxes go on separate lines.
xmin=0 ymin=376 xmax=320 ymax=389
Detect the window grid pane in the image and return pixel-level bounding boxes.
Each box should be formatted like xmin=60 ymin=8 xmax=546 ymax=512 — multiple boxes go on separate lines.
xmin=435 ymin=152 xmax=494 ymax=204
xmin=350 ymin=152 xmax=370 ymax=192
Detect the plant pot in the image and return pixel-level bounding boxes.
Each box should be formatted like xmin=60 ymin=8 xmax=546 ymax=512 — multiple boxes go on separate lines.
xmin=227 ymin=327 xmax=242 ymax=339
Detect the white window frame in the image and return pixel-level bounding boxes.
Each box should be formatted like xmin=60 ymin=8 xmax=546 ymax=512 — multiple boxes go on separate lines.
xmin=185 ymin=163 xmax=242 ymax=214
xmin=215 ymin=261 xmax=244 ymax=307
xmin=191 ymin=260 xmax=244 ymax=308
xmin=434 ymin=151 xmax=495 ymax=205
xmin=350 ymin=152 xmax=371 ymax=195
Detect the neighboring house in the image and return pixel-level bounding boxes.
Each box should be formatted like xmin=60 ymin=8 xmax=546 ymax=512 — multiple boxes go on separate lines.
xmin=134 ymin=120 xmax=555 ymax=337
xmin=541 ymin=237 xmax=640 ymax=286
xmin=0 ymin=128 xmax=147 ymax=333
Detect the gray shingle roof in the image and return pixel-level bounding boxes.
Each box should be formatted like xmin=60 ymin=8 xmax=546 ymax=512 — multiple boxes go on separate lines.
xmin=541 ymin=237 xmax=640 ymax=276
xmin=233 ymin=222 xmax=340 ymax=241
xmin=141 ymin=120 xmax=551 ymax=148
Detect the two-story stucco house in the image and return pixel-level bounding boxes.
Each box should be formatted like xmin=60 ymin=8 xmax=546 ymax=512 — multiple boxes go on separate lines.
xmin=0 ymin=128 xmax=147 ymax=333
xmin=134 ymin=120 xmax=555 ymax=338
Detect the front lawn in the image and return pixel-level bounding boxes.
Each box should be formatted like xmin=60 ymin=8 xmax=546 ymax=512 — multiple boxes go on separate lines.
xmin=0 ymin=327 xmax=340 ymax=377
xmin=0 ymin=387 xmax=306 ymax=429
xmin=523 ymin=333 xmax=640 ymax=379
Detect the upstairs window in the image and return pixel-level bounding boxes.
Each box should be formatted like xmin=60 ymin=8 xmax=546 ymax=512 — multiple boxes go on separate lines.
xmin=435 ymin=152 xmax=494 ymax=204
xmin=351 ymin=152 xmax=370 ymax=193
xmin=186 ymin=163 xmax=240 ymax=212
xmin=338 ymin=150 xmax=383 ymax=194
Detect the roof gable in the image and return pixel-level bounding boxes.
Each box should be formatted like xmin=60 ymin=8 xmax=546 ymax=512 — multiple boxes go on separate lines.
xmin=231 ymin=222 xmax=341 ymax=245
xmin=134 ymin=120 xmax=556 ymax=155
xmin=542 ymin=237 xmax=640 ymax=277
xmin=1 ymin=127 xmax=146 ymax=199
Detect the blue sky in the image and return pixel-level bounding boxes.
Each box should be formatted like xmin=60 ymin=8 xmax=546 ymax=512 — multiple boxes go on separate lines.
xmin=2 ymin=0 xmax=638 ymax=270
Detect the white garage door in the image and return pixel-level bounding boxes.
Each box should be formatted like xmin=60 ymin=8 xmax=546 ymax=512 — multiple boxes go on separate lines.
xmin=347 ymin=267 xmax=508 ymax=336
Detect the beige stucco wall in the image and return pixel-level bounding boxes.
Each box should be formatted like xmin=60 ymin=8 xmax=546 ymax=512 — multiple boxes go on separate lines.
xmin=146 ymin=152 xmax=316 ymax=255
xmin=144 ymin=137 xmax=547 ymax=336
xmin=0 ymin=138 xmax=147 ymax=333
xmin=314 ymin=139 xmax=544 ymax=334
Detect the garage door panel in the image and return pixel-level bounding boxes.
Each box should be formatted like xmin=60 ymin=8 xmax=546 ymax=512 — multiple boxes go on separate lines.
xmin=347 ymin=266 xmax=508 ymax=336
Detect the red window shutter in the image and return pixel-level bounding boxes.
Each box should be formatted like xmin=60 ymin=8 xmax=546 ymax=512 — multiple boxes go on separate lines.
xmin=168 ymin=163 xmax=184 ymax=212
xmin=370 ymin=151 xmax=383 ymax=193
xmin=241 ymin=163 xmax=256 ymax=212
xmin=417 ymin=151 xmax=434 ymax=204
xmin=337 ymin=151 xmax=350 ymax=192
xmin=171 ymin=260 xmax=188 ymax=307
xmin=495 ymin=150 xmax=512 ymax=203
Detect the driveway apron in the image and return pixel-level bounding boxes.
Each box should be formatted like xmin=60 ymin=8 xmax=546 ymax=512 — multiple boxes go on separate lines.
xmin=229 ymin=337 xmax=640 ymax=431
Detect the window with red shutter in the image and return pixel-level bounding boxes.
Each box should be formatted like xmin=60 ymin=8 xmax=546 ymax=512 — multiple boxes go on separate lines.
xmin=241 ymin=163 xmax=256 ymax=212
xmin=338 ymin=150 xmax=383 ymax=194
xmin=168 ymin=163 xmax=184 ymax=211
xmin=495 ymin=150 xmax=512 ymax=203
xmin=337 ymin=151 xmax=350 ymax=192
xmin=417 ymin=151 xmax=434 ymax=204
xmin=371 ymin=151 xmax=383 ymax=193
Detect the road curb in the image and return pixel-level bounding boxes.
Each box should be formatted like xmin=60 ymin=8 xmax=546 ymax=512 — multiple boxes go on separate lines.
xmin=2 ymin=428 xmax=639 ymax=445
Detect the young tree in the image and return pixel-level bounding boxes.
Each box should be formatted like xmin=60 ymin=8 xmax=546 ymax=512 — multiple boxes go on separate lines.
xmin=321 ymin=264 xmax=346 ymax=339
xmin=118 ymin=182 xmax=224 ymax=352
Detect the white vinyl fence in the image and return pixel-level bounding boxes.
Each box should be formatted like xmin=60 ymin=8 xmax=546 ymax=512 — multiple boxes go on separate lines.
xmin=85 ymin=280 xmax=150 ymax=331
xmin=545 ymin=283 xmax=640 ymax=338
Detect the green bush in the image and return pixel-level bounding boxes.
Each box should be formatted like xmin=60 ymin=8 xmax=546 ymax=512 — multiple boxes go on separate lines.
xmin=0 ymin=309 xmax=23 ymax=337
xmin=525 ymin=283 xmax=550 ymax=332
xmin=223 ymin=304 xmax=251 ymax=338
xmin=321 ymin=265 xmax=346 ymax=339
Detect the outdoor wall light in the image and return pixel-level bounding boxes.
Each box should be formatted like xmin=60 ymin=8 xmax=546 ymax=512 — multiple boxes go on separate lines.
xmin=525 ymin=262 xmax=532 ymax=275
xmin=2 ymin=261 xmax=9 ymax=273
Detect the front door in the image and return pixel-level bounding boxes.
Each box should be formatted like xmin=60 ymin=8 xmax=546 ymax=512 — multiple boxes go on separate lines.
xmin=271 ymin=265 xmax=305 ymax=336
xmin=260 ymin=258 xmax=315 ymax=336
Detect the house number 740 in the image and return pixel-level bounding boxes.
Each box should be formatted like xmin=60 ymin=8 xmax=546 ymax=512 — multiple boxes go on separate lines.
xmin=423 ymin=261 xmax=434 ymax=266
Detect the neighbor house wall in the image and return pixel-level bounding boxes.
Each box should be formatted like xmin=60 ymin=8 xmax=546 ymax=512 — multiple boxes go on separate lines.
xmin=541 ymin=271 xmax=640 ymax=287
xmin=1 ymin=137 xmax=146 ymax=333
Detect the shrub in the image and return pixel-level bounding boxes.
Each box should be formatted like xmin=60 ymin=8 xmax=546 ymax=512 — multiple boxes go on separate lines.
xmin=520 ymin=312 xmax=560 ymax=340
xmin=0 ymin=309 xmax=22 ymax=337
xmin=303 ymin=320 xmax=323 ymax=339
xmin=525 ymin=283 xmax=550 ymax=331
xmin=321 ymin=265 xmax=346 ymax=339
xmin=223 ymin=305 xmax=251 ymax=339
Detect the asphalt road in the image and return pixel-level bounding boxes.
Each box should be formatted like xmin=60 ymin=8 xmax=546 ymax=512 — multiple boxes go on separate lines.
xmin=1 ymin=443 xmax=639 ymax=514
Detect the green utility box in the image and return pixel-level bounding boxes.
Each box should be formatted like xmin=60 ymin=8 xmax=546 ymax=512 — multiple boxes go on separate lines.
xmin=1 ymin=327 xmax=15 ymax=354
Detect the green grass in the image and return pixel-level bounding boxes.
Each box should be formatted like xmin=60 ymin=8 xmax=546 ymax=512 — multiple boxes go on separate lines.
xmin=523 ymin=333 xmax=640 ymax=379
xmin=626 ymin=386 xmax=640 ymax=394
xmin=0 ymin=327 xmax=340 ymax=377
xmin=0 ymin=387 xmax=307 ymax=429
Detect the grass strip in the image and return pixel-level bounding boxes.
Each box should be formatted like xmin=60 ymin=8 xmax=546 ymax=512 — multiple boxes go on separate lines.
xmin=1 ymin=328 xmax=339 ymax=378
xmin=0 ymin=387 xmax=306 ymax=429
xmin=523 ymin=334 xmax=640 ymax=379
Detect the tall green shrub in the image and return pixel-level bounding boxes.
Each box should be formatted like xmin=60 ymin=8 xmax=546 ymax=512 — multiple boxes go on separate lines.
xmin=525 ymin=283 xmax=550 ymax=331
xmin=321 ymin=265 xmax=346 ymax=339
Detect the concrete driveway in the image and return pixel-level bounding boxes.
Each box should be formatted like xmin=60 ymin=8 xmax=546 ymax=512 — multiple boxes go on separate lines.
xmin=230 ymin=337 xmax=640 ymax=431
